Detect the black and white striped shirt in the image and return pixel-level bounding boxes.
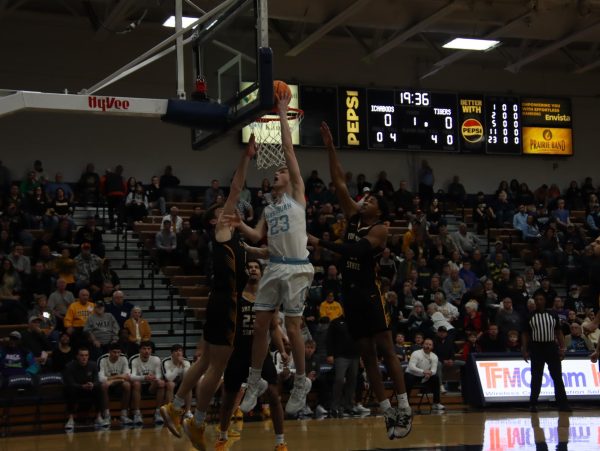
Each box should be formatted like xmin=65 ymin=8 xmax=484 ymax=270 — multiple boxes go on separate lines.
xmin=526 ymin=310 xmax=559 ymax=343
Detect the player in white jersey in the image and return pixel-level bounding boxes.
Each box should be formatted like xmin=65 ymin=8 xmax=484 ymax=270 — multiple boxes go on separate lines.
xmin=98 ymin=342 xmax=133 ymax=425
xmin=130 ymin=341 xmax=165 ymax=425
xmin=228 ymin=91 xmax=314 ymax=416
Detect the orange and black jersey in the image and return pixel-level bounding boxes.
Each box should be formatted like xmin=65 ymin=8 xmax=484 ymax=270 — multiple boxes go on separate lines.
xmin=210 ymin=230 xmax=247 ymax=299
xmin=341 ymin=214 xmax=384 ymax=290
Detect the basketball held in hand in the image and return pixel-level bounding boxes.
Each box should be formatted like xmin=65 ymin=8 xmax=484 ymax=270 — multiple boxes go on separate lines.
xmin=273 ymin=80 xmax=291 ymax=111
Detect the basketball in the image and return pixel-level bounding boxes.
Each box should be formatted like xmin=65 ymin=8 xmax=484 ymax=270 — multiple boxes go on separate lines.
xmin=273 ymin=80 xmax=292 ymax=109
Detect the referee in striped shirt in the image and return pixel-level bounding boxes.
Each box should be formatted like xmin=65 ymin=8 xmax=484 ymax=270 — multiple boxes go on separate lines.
xmin=521 ymin=293 xmax=571 ymax=412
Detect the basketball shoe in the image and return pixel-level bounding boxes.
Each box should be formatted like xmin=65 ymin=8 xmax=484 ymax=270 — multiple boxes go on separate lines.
xmin=240 ymin=378 xmax=268 ymax=413
xmin=160 ymin=402 xmax=183 ymax=438
xmin=183 ymin=417 xmax=206 ymax=451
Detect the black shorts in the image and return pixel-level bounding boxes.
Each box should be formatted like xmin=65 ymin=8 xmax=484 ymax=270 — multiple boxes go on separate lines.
xmin=107 ymin=381 xmax=127 ymax=396
xmin=342 ymin=287 xmax=390 ymax=340
xmin=203 ymin=292 xmax=237 ymax=346
xmin=223 ymin=343 xmax=277 ymax=393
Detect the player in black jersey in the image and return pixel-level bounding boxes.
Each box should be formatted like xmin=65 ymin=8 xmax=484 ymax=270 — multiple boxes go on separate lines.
xmin=307 ymin=122 xmax=412 ymax=440
xmin=214 ymin=260 xmax=288 ymax=451
xmin=160 ymin=136 xmax=256 ymax=451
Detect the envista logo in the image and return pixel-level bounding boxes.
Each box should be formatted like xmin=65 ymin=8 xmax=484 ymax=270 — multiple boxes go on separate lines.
xmin=88 ymin=96 xmax=131 ymax=112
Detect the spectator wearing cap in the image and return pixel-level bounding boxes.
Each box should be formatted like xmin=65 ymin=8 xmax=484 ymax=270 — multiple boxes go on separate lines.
xmin=308 ymin=182 xmax=327 ymax=207
xmin=74 ymin=242 xmax=102 ymax=290
xmin=84 ymin=300 xmax=119 ymax=357
xmin=106 ymin=290 xmax=133 ymax=329
xmin=28 ymin=294 xmax=57 ymax=340
xmin=123 ymin=306 xmax=151 ymax=353
xmin=75 ymin=216 xmax=105 ymax=258
xmin=565 ymin=322 xmax=594 ymax=353
xmin=0 ymin=331 xmax=39 ymax=379
xmin=20 ymin=315 xmax=52 ymax=367
xmin=50 ymin=331 xmax=74 ymax=372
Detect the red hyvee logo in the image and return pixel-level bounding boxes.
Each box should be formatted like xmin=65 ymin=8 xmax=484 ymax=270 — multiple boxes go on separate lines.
xmin=88 ymin=96 xmax=131 ymax=112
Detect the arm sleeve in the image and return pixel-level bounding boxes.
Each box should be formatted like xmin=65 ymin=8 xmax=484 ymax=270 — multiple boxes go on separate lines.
xmin=430 ymin=353 xmax=439 ymax=374
xmin=129 ymin=359 xmax=144 ymax=382
xmin=318 ymin=237 xmax=373 ymax=259
xmin=163 ymin=360 xmax=178 ymax=381
xmin=63 ymin=305 xmax=74 ymax=328
xmin=407 ymin=353 xmax=424 ymax=376
xmin=98 ymin=359 xmax=107 ymax=383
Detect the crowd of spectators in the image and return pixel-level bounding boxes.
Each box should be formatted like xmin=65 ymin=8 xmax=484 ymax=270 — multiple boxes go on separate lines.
xmin=3 ymin=158 xmax=600 ymax=422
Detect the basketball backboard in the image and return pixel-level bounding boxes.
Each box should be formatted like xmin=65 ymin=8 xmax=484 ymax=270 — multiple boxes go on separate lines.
xmin=189 ymin=0 xmax=273 ymax=149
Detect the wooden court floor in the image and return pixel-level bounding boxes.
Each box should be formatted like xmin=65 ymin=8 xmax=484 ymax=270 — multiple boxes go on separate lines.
xmin=1 ymin=410 xmax=599 ymax=451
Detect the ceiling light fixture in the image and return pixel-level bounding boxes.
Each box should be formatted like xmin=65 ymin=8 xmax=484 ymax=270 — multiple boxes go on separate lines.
xmin=162 ymin=16 xmax=199 ymax=28
xmin=442 ymin=38 xmax=501 ymax=51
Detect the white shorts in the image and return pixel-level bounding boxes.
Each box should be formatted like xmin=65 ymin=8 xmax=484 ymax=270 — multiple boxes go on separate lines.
xmin=254 ymin=262 xmax=314 ymax=317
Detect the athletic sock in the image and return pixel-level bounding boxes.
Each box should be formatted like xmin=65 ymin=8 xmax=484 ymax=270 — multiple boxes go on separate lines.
xmin=396 ymin=393 xmax=410 ymax=409
xmin=248 ymin=367 xmax=262 ymax=385
xmin=104 ymin=409 xmax=110 ymax=418
xmin=134 ymin=410 xmax=141 ymax=415
xmin=121 ymin=409 xmax=128 ymax=417
xmin=294 ymin=373 xmax=306 ymax=385
xmin=194 ymin=410 xmax=206 ymax=426
xmin=275 ymin=434 xmax=285 ymax=445
xmin=379 ymin=399 xmax=392 ymax=411
xmin=173 ymin=394 xmax=185 ymax=410
xmin=219 ymin=429 xmax=228 ymax=441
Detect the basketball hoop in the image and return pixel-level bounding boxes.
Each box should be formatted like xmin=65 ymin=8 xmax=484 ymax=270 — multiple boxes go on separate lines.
xmin=250 ymin=107 xmax=304 ymax=170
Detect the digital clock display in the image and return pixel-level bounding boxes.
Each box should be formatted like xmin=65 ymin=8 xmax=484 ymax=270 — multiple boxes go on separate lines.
xmin=484 ymin=96 xmax=521 ymax=154
xmin=367 ymin=89 xmax=459 ymax=151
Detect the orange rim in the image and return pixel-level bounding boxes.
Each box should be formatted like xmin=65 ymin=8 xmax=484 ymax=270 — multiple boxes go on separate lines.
xmin=252 ymin=107 xmax=303 ymax=123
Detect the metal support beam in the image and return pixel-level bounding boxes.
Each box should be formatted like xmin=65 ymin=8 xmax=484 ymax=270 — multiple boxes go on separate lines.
xmin=269 ymin=18 xmax=294 ymax=48
xmin=363 ymin=1 xmax=459 ymax=63
xmin=420 ymin=9 xmax=535 ymax=80
xmin=572 ymin=56 xmax=600 ymax=74
xmin=343 ymin=26 xmax=372 ymax=54
xmin=505 ymin=20 xmax=600 ymax=73
xmin=94 ymin=0 xmax=139 ymax=41
xmin=85 ymin=0 xmax=237 ymax=94
xmin=285 ymin=0 xmax=372 ymax=57
xmin=176 ymin=0 xmax=186 ymax=99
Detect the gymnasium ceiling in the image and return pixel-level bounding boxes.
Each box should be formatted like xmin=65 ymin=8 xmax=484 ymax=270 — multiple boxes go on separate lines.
xmin=5 ymin=0 xmax=600 ymax=79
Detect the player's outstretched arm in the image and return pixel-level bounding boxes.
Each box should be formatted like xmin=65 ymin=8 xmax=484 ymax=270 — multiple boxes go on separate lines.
xmin=277 ymin=91 xmax=305 ymax=206
xmin=320 ymin=122 xmax=359 ymax=218
xmin=308 ymin=224 xmax=387 ymax=258
xmin=215 ymin=135 xmax=256 ymax=242
xmin=223 ymin=211 xmax=267 ymax=244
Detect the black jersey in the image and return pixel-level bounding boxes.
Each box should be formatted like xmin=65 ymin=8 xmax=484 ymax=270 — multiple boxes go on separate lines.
xmin=210 ymin=230 xmax=247 ymax=298
xmin=204 ymin=231 xmax=247 ymax=346
xmin=341 ymin=214 xmax=384 ymax=291
xmin=235 ymin=291 xmax=256 ymax=346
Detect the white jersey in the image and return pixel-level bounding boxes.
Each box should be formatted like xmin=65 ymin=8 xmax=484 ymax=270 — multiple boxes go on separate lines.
xmin=162 ymin=358 xmax=190 ymax=382
xmin=98 ymin=355 xmax=130 ymax=383
xmin=129 ymin=355 xmax=162 ymax=382
xmin=263 ymin=193 xmax=309 ymax=260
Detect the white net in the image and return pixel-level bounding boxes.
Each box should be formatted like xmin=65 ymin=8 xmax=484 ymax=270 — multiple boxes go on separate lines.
xmin=250 ymin=109 xmax=304 ymax=170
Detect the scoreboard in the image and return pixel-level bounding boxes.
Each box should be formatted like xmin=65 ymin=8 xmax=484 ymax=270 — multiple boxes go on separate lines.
xmin=244 ymin=84 xmax=573 ymax=156
xmin=367 ymin=90 xmax=458 ymax=151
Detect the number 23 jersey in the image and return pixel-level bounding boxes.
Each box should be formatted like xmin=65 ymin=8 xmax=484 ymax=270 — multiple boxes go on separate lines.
xmin=263 ymin=193 xmax=309 ymax=260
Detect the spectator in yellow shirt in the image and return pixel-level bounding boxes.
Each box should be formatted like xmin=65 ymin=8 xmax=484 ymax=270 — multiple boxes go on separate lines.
xmin=319 ymin=292 xmax=343 ymax=322
xmin=64 ymin=289 xmax=95 ymax=348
